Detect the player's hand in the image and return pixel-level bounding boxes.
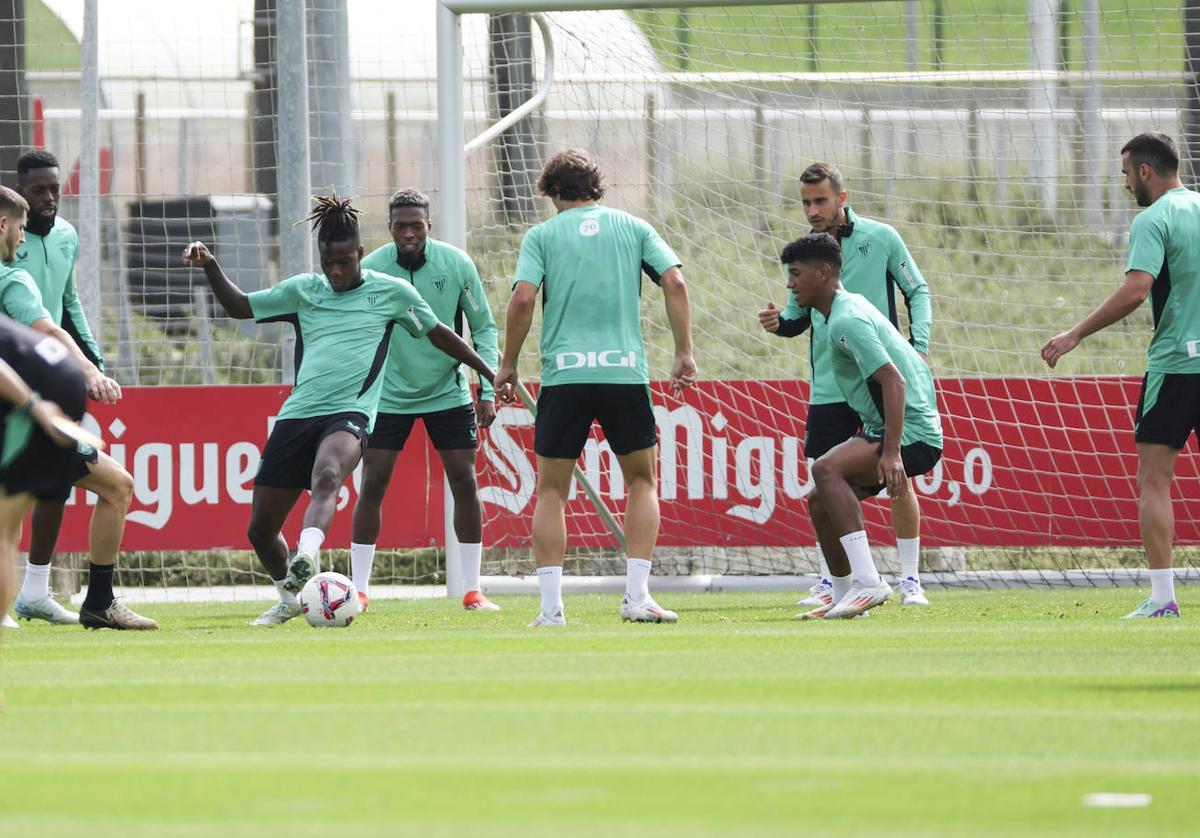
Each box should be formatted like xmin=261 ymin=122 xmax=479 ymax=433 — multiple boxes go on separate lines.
xmin=86 ymin=371 xmax=121 ymax=405
xmin=475 ymin=398 xmax=497 ymax=430
xmin=27 ymin=398 xmax=75 ymax=448
xmin=758 ymin=301 xmax=781 ymax=333
xmin=495 ymin=364 xmax=518 ymax=404
xmin=670 ymin=353 xmax=698 ymax=395
xmin=1040 ymin=330 xmax=1080 ymax=369
xmin=183 ymin=241 xmax=215 ymax=267
xmin=877 ymin=451 xmax=908 ymax=499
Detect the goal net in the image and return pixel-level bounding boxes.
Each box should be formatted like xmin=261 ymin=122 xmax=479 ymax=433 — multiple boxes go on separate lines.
xmin=9 ymin=0 xmax=1198 ymax=598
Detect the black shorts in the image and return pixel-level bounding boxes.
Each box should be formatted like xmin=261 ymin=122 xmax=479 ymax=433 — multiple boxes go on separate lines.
xmin=2 ymin=440 xmax=98 ymax=501
xmin=853 ymin=432 xmax=942 ymax=497
xmin=367 ymin=405 xmax=477 ymax=452
xmin=1135 ymin=372 xmax=1200 ymax=449
xmin=804 ymin=402 xmax=863 ymax=460
xmin=254 ymin=412 xmax=369 ymax=490
xmin=0 ymin=334 xmax=90 ymax=500
xmin=534 ymin=383 xmax=658 ymax=459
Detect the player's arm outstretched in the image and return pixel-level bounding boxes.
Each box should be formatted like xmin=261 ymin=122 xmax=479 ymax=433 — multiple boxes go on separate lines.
xmin=1041 ymin=270 xmax=1153 ymax=367
xmin=183 ymin=241 xmax=254 ymax=320
xmin=660 ymin=266 xmax=697 ymax=394
xmin=426 ymin=323 xmax=496 ymax=386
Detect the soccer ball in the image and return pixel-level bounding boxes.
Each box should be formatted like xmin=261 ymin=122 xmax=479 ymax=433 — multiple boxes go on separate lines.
xmin=298 ymin=571 xmax=361 ymax=628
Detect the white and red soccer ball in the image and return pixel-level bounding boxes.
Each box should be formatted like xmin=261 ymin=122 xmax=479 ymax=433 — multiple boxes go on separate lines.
xmin=298 ymin=571 xmax=361 ymax=628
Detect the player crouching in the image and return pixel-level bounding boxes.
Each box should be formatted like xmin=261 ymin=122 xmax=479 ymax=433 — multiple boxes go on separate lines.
xmin=781 ymin=234 xmax=944 ymax=620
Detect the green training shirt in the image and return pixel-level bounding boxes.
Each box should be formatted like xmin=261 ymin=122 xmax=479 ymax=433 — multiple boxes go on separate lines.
xmin=248 ymin=269 xmax=441 ymax=429
xmin=776 ymin=206 xmax=931 ymax=404
xmin=0 ymin=264 xmax=51 ymax=327
xmin=361 ymin=238 xmax=498 ymax=413
xmin=1126 ymin=186 xmax=1200 ymax=374
xmin=826 ymin=289 xmax=942 ymax=450
xmin=513 ymin=204 xmax=681 ymax=386
xmin=11 ymin=217 xmax=105 ymax=372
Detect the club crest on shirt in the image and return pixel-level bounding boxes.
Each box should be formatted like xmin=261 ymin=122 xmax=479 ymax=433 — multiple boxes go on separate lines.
xmin=857 ymin=241 xmax=870 ymax=256
xmin=365 ymin=294 xmax=380 ymax=306
xmin=59 ymin=243 xmax=72 ymax=259
xmin=432 ymin=276 xmax=447 ymax=294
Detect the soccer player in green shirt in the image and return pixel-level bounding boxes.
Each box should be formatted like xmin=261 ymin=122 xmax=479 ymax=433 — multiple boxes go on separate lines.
xmin=759 ymin=163 xmax=933 ymax=608
xmin=352 ymin=189 xmax=501 ymax=613
xmin=780 ymin=233 xmax=943 ymax=619
xmin=495 ymin=148 xmax=697 ymax=627
xmin=186 ymin=192 xmax=495 ymax=625
xmin=0 ymin=184 xmax=155 ymax=630
xmin=1043 ymin=132 xmax=1198 ymax=619
xmin=9 ymin=149 xmax=142 ymax=628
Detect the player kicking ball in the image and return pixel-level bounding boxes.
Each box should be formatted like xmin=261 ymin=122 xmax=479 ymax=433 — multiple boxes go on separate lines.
xmin=185 ymin=192 xmax=495 ymax=626
xmin=779 ymin=234 xmax=944 ymax=620
xmin=351 ymin=189 xmax=500 ymax=613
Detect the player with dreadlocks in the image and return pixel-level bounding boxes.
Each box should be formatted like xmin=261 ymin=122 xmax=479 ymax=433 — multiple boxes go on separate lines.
xmin=185 ymin=191 xmax=496 ymax=625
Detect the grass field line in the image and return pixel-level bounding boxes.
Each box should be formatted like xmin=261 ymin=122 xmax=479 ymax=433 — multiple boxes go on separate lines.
xmin=2 ymin=749 xmax=1197 ymax=775
xmin=4 ymin=698 xmax=1199 ymax=723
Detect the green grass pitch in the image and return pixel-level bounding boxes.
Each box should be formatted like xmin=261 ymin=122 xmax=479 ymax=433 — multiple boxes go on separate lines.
xmin=2 ymin=589 xmax=1197 ymax=837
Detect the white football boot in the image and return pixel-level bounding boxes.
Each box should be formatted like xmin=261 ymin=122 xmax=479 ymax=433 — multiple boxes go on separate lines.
xmin=824 ymin=580 xmax=892 ymax=619
xmin=251 ymin=600 xmax=302 ymax=625
xmin=897 ymin=576 xmax=930 ymax=606
xmin=620 ymin=594 xmax=678 ymax=623
xmin=529 ymin=607 xmax=566 ymax=627
xmin=15 ymin=593 xmax=80 ymax=624
xmin=797 ymin=578 xmax=833 ymax=607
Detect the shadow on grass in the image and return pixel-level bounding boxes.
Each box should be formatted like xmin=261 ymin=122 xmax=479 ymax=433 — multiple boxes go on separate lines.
xmin=1079 ymin=681 xmax=1200 ymax=693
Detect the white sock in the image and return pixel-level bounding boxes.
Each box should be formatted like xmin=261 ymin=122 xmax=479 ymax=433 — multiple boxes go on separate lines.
xmin=815 ymin=543 xmax=830 ymax=581
xmin=898 ymin=537 xmax=920 ymax=581
xmin=20 ymin=562 xmax=51 ymax=601
xmin=831 ymin=573 xmax=852 ymax=604
xmin=460 ymin=543 xmax=483 ymax=593
xmin=839 ymin=530 xmax=882 ymax=587
xmin=273 ymin=578 xmax=297 ymax=605
xmin=625 ymin=558 xmax=652 ymax=601
xmin=537 ymin=566 xmax=563 ymax=616
xmin=350 ymin=542 xmax=376 ymax=597
xmin=297 ymin=527 xmax=324 ymax=562
xmin=1149 ymin=568 xmax=1176 ymax=605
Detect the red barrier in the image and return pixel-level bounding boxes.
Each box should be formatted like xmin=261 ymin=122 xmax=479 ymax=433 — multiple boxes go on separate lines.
xmin=42 ymin=378 xmax=1199 ymax=551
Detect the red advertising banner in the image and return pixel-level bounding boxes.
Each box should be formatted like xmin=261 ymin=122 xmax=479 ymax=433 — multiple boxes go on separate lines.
xmin=42 ymin=387 xmax=443 ymax=552
xmin=44 ymin=378 xmax=1199 ymax=552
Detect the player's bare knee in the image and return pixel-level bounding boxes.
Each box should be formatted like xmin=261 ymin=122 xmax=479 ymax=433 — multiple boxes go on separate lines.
xmin=99 ymin=465 xmax=135 ymax=513
xmin=810 ymin=457 xmax=838 ymax=488
xmin=246 ymin=519 xmax=275 ymax=551
xmin=310 ymin=465 xmax=343 ymax=499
